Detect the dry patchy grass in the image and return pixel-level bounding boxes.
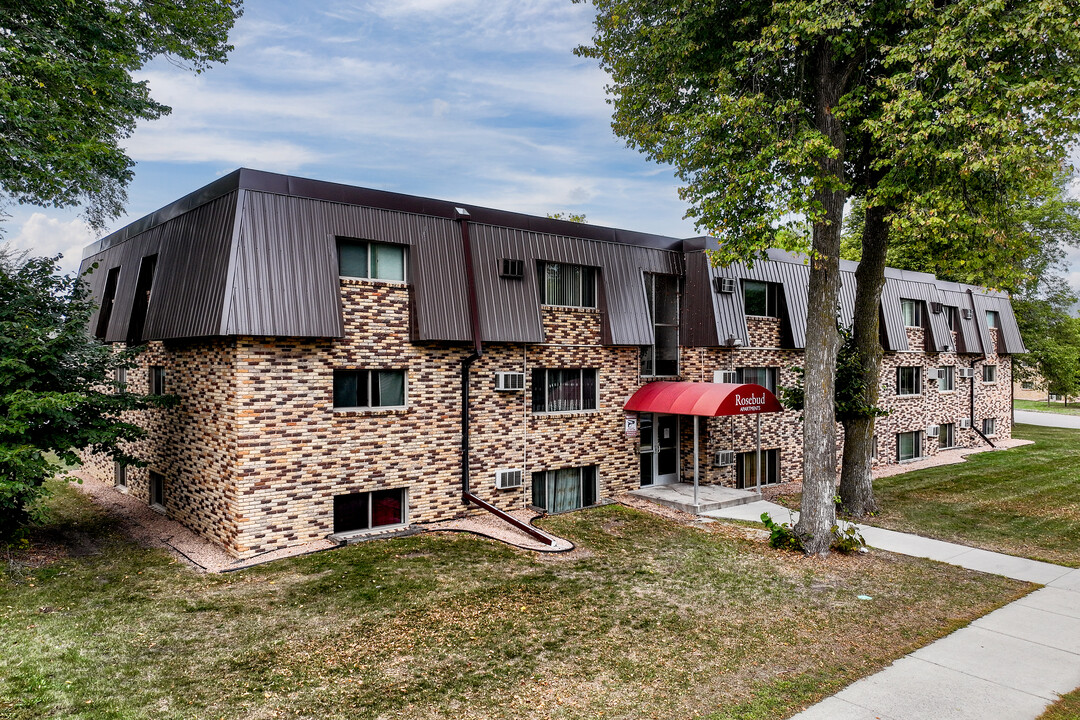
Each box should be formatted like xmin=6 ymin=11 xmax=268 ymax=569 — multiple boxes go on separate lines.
xmin=0 ymin=482 xmax=1029 ymax=720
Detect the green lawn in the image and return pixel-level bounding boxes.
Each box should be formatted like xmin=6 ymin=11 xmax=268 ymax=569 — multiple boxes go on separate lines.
xmin=1014 ymin=399 xmax=1080 ymax=416
xmin=1039 ymin=688 xmax=1080 ymax=720
xmin=870 ymin=424 xmax=1080 ymax=567
xmin=0 ymin=480 xmax=1028 ymax=720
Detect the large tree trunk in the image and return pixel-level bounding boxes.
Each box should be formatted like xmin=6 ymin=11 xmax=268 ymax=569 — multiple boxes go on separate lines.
xmin=795 ymin=44 xmax=847 ymax=555
xmin=839 ymin=204 xmax=889 ymax=516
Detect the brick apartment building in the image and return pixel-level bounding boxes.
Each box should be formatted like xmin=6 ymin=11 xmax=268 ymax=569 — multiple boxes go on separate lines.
xmin=78 ymin=169 xmax=1024 ymax=558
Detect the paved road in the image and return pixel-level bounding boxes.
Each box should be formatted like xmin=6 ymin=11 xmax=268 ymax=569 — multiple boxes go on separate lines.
xmin=1015 ymin=409 xmax=1080 ymax=429
xmin=708 ymin=501 xmax=1080 ymax=720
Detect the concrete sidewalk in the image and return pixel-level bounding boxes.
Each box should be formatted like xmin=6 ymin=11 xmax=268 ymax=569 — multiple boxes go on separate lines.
xmin=706 ymin=500 xmax=1080 ymax=720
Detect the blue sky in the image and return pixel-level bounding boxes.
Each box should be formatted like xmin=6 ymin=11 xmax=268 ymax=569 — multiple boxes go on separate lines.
xmin=8 ymin=0 xmax=1080 ymax=297
xmin=9 ymin=0 xmax=698 ymax=276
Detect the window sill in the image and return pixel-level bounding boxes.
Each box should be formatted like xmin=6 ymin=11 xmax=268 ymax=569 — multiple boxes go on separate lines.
xmin=333 ymin=406 xmax=409 ymax=416
xmin=938 ymin=389 xmax=956 ymax=394
xmin=744 ymin=314 xmax=780 ymax=320
xmin=150 ymin=503 xmax=166 ymax=515
xmin=540 ymin=304 xmax=600 ymax=313
xmin=532 ymin=409 xmax=601 ymax=417
xmin=330 ymin=523 xmax=409 ymax=542
xmin=897 ymin=457 xmax=923 ymax=464
xmin=339 ymin=276 xmax=407 ymax=286
xmin=115 ymin=485 xmax=129 ymax=494
xmin=895 ymin=393 xmax=923 ymax=399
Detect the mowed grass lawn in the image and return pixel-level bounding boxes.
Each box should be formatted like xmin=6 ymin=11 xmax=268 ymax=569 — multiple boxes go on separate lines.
xmin=870 ymin=424 xmax=1080 ymax=568
xmin=1014 ymin=399 xmax=1080 ymax=416
xmin=0 ymin=483 xmax=1028 ymax=720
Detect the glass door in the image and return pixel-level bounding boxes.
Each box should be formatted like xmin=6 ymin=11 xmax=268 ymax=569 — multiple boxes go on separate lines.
xmin=639 ymin=413 xmax=679 ymax=486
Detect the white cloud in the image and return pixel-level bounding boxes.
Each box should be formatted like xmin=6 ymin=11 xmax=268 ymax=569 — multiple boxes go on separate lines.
xmin=7 ymin=213 xmax=96 ymax=276
xmin=124 ymin=129 xmax=322 ymax=170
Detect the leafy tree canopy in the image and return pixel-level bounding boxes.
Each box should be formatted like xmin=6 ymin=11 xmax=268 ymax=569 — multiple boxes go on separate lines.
xmin=0 ymin=249 xmax=171 ymax=535
xmin=0 ymin=0 xmax=243 ymax=230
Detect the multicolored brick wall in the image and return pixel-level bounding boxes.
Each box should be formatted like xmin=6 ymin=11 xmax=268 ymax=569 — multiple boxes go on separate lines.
xmin=80 ymin=291 xmax=1017 ymax=558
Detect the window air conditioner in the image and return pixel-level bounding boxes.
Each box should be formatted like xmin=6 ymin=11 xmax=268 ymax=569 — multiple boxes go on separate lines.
xmin=495 ymin=469 xmax=523 ymax=490
xmin=494 ymin=372 xmax=525 ymax=391
xmin=959 ymin=418 xmax=972 ymax=429
xmin=926 ymin=425 xmax=940 ymax=438
xmin=713 ymin=370 xmax=738 ymax=384
xmin=713 ymin=277 xmax=737 ymax=294
xmin=713 ymin=450 xmax=735 ymax=467
xmin=962 ymin=308 xmax=974 ymax=320
xmin=957 ymin=367 xmax=974 ymax=379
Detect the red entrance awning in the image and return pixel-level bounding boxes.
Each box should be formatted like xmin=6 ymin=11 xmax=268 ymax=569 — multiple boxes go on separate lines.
xmin=623 ymin=381 xmax=783 ymax=417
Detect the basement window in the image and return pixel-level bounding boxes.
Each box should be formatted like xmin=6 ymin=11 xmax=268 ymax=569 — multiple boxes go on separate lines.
xmin=982 ymin=418 xmax=997 ymax=436
xmin=337 ymin=239 xmax=406 ymax=282
xmin=897 ymin=431 xmax=922 ymax=462
xmin=531 ymin=466 xmax=598 ymax=513
xmin=333 ymin=370 xmax=407 ymax=409
xmin=333 ymin=488 xmax=407 ymax=534
xmin=149 ymin=470 xmax=165 ymax=509
xmin=735 ymin=449 xmax=780 ymax=489
xmin=114 ymin=462 xmax=127 ymax=490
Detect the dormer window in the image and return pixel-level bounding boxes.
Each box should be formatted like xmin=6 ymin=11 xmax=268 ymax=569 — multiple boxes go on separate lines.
xmin=539 ymin=262 xmax=596 ymax=308
xmin=743 ymin=281 xmax=779 ymax=317
xmin=901 ymin=299 xmax=922 ymax=327
xmin=337 ymin=239 xmax=406 ymax=282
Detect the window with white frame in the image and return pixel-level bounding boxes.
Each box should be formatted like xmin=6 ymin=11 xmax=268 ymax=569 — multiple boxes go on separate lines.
xmin=531 ymin=466 xmax=598 ymax=513
xmin=640 ymin=273 xmax=679 ymax=377
xmin=896 ymin=366 xmax=922 ymax=396
xmin=149 ymin=366 xmax=166 ymax=396
xmin=743 ymin=280 xmax=780 ymax=317
xmin=539 ymin=262 xmax=597 ymax=308
xmin=938 ymin=365 xmax=955 ymax=392
xmin=982 ymin=418 xmax=997 ymax=436
xmin=982 ymin=364 xmax=997 ymax=383
xmin=333 ymin=369 xmax=406 ymax=409
xmin=531 ymin=368 xmax=597 ymax=413
xmin=735 ymin=449 xmax=780 ymax=489
xmin=939 ymin=423 xmax=956 ymax=449
xmin=736 ymin=367 xmax=779 ymax=394
xmin=901 ymin=299 xmax=922 ymax=327
xmin=333 ymin=488 xmax=407 ymax=534
xmin=897 ymin=431 xmax=922 ymax=462
xmin=337 ymin=239 xmax=406 ymax=281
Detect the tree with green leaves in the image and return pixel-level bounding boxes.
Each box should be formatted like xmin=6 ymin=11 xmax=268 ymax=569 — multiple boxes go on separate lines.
xmin=0 ymin=0 xmax=243 ymax=231
xmin=0 ymin=249 xmax=170 ymax=536
xmin=1013 ymin=297 xmax=1080 ymax=406
xmin=578 ymin=0 xmax=875 ymax=553
xmin=580 ymin=0 xmax=1080 ymax=538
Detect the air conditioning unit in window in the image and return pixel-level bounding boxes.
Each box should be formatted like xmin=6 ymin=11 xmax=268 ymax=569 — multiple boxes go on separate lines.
xmin=494 ymin=372 xmax=525 ymax=391
xmin=926 ymin=425 xmax=940 ymax=438
xmin=930 ymin=302 xmax=943 ymax=314
xmin=713 ymin=277 xmax=737 ymax=294
xmin=713 ymin=450 xmax=735 ymax=467
xmin=957 ymin=367 xmax=974 ymax=379
xmin=500 ymin=258 xmax=525 ymax=279
xmin=959 ymin=418 xmax=972 ymax=429
xmin=713 ymin=370 xmax=738 ymax=384
xmin=495 ymin=469 xmax=523 ymax=490
xmin=962 ymin=308 xmax=974 ymax=320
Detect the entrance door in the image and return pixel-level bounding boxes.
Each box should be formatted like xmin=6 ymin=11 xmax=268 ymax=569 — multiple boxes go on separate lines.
xmin=639 ymin=413 xmax=680 ymax=486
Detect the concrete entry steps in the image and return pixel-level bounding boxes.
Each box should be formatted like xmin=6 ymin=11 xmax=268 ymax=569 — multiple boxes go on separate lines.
xmin=707 ymin=500 xmax=1080 ymax=720
xmin=630 ymin=482 xmax=760 ymax=514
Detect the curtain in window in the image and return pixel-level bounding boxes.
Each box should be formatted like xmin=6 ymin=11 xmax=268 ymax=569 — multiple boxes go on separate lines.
xmin=543 ymin=263 xmax=594 ymax=307
xmin=552 ymin=468 xmax=582 ymax=513
xmin=371 ymin=489 xmax=403 ymax=526
xmin=548 ymin=369 xmax=581 ymax=412
xmin=376 ymin=370 xmax=405 ymax=407
xmin=372 ymin=243 xmax=405 ymax=281
xmin=582 ymin=369 xmax=596 ymax=410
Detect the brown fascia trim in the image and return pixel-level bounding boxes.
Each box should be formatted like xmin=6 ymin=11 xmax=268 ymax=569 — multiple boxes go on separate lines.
xmin=83 ymin=168 xmax=686 ymax=259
